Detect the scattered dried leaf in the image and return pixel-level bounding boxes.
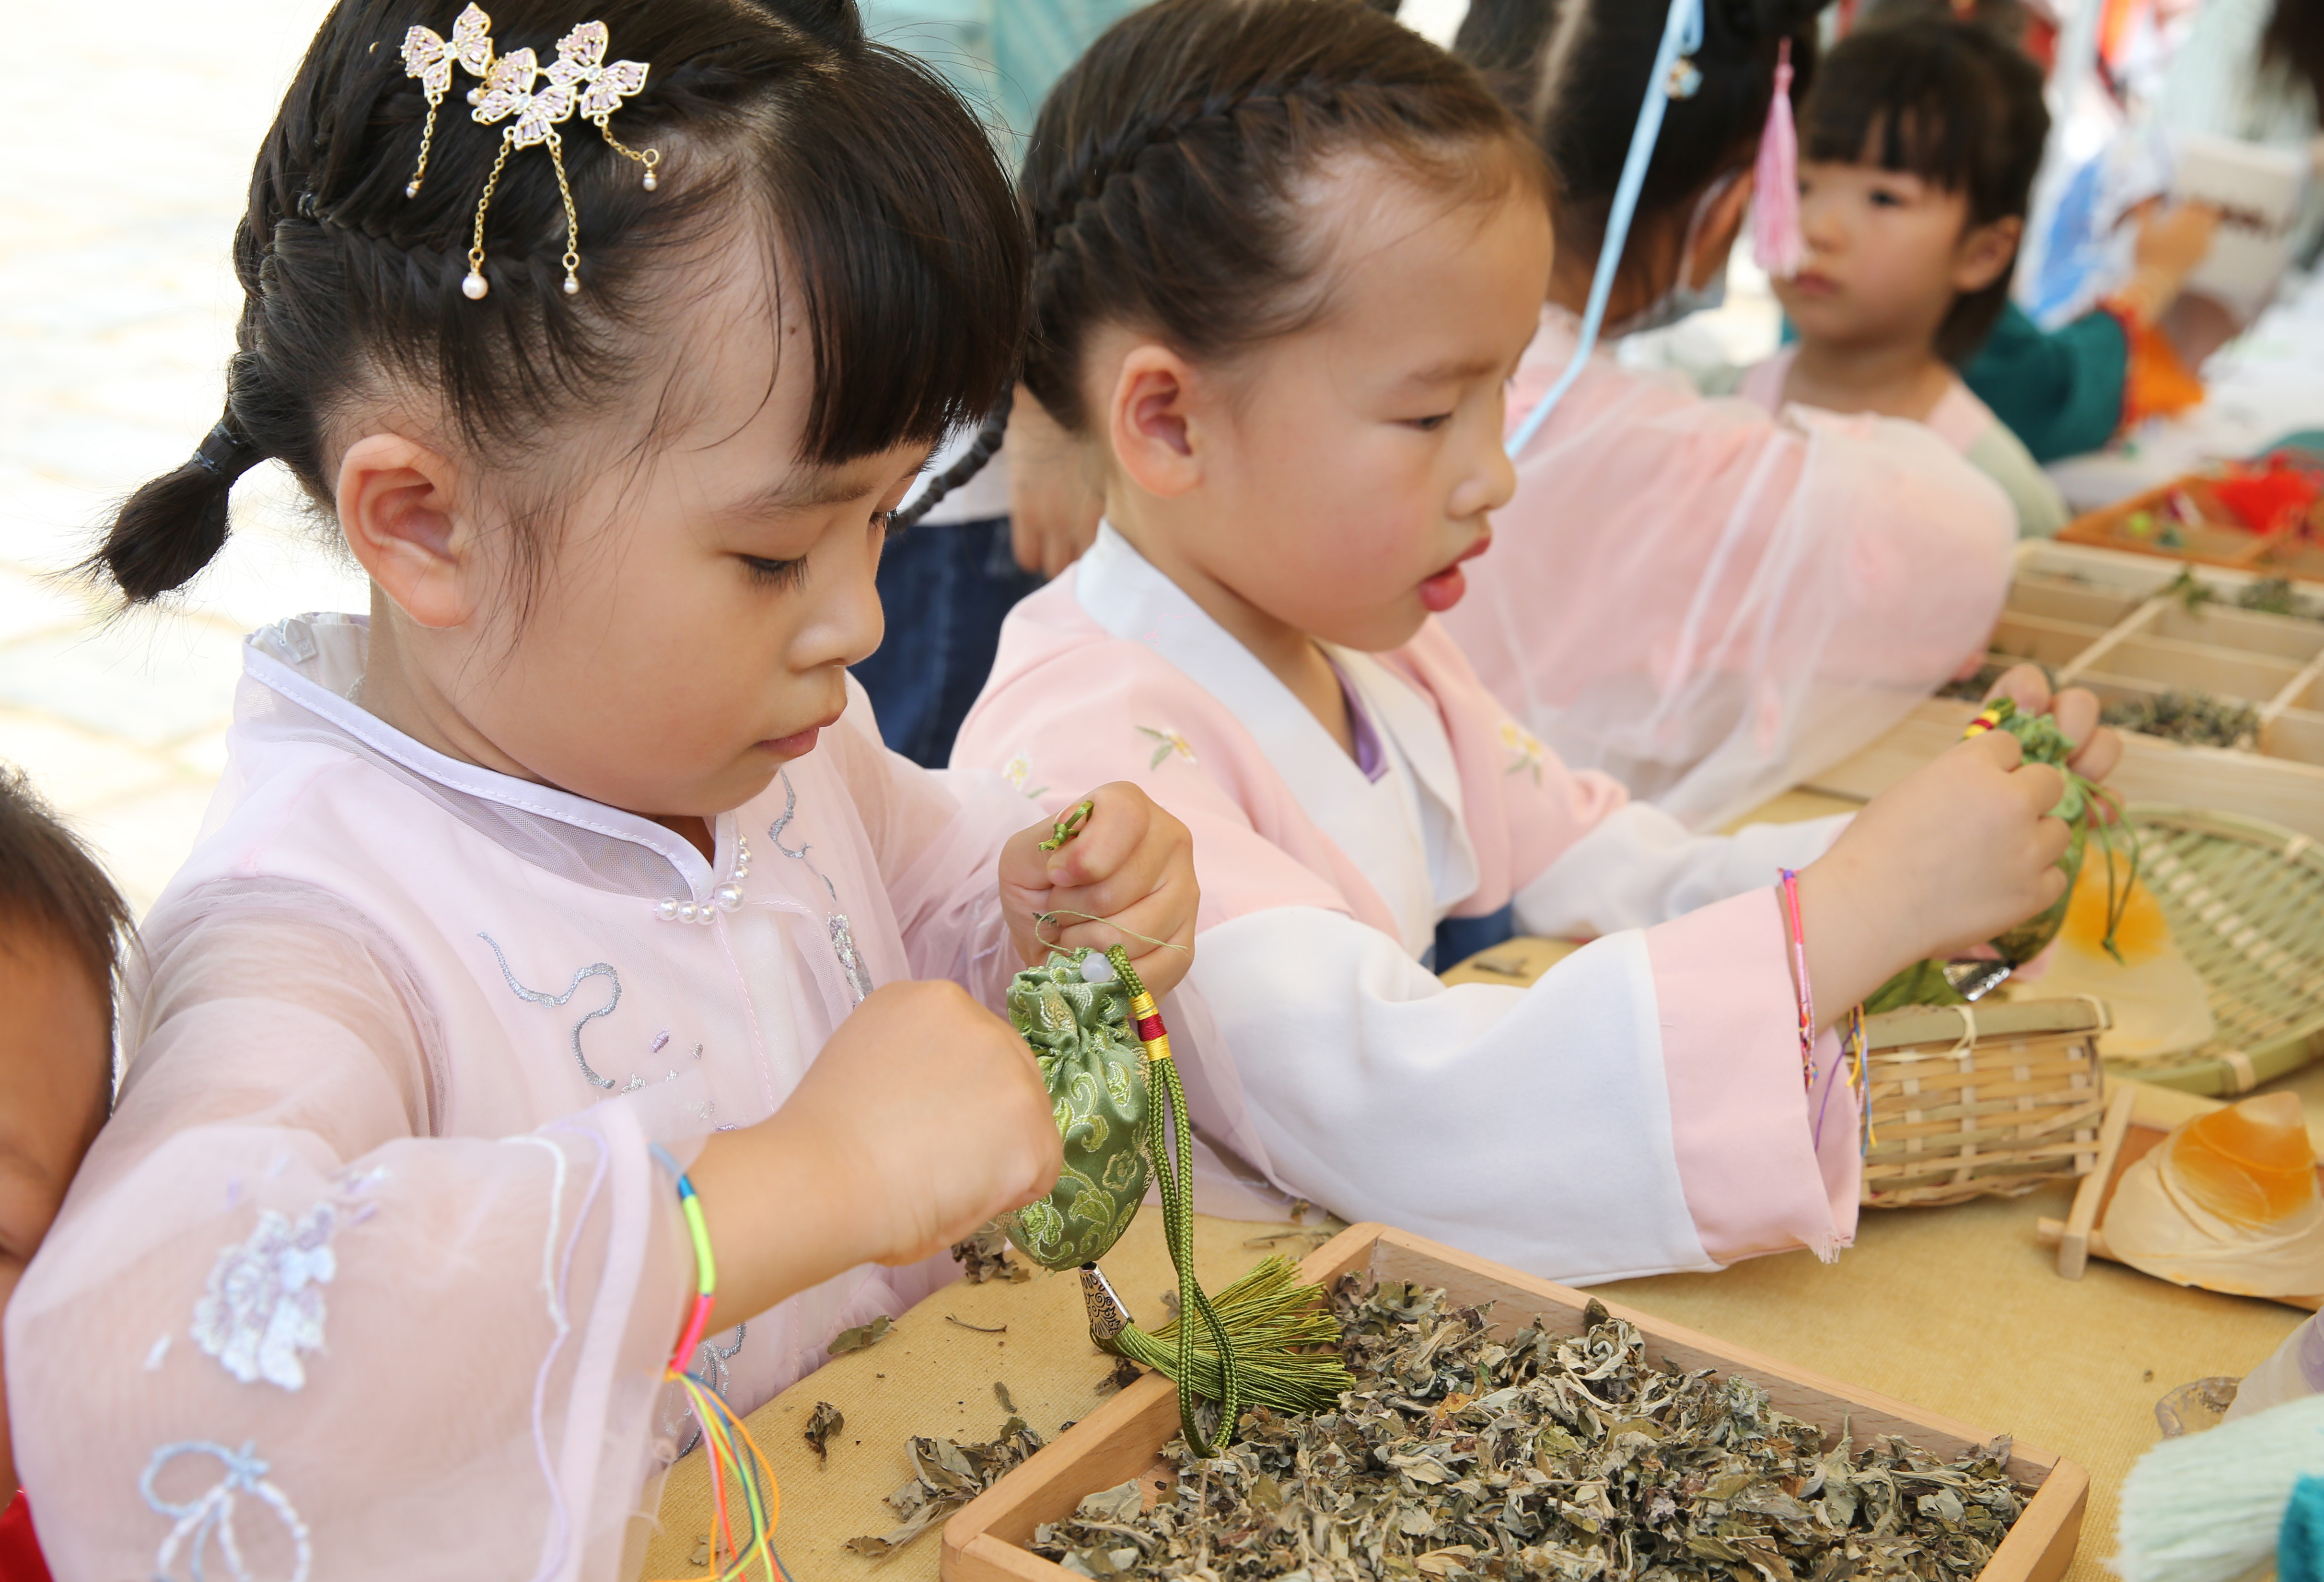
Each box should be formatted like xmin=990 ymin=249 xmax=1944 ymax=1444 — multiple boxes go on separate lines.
xmin=804 ymin=1400 xmax=844 ymax=1464
xmin=952 ymin=1223 xmax=1034 ymax=1284
xmin=829 ymin=1315 xmax=894 ymax=1356
xmin=846 ymin=1418 xmax=1047 ymax=1560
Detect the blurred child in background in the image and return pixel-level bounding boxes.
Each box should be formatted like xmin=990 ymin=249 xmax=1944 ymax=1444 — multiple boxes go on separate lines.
xmin=1743 ymin=13 xmax=2071 ymax=536
xmin=0 ymin=768 xmax=130 ymax=1580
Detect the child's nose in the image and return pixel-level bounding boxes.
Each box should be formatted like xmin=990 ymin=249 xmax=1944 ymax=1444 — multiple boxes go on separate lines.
xmin=1456 ymin=415 xmax=1518 ymax=520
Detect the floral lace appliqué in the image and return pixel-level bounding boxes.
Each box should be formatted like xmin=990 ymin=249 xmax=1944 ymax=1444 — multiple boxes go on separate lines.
xmin=143 ymin=1438 xmax=312 ymax=1582
xmin=191 ymin=1205 xmax=337 ymax=1391
xmin=1136 ymin=725 xmax=1197 ymax=770
xmin=1498 ymin=718 xmax=1547 ymax=786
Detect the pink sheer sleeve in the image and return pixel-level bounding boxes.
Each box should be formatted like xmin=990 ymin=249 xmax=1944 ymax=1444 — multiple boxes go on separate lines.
xmin=5 ymin=887 xmax=690 ymax=1581
xmin=1644 ymin=887 xmax=1861 ymax=1266
xmin=823 ymin=688 xmax=1028 ymax=1008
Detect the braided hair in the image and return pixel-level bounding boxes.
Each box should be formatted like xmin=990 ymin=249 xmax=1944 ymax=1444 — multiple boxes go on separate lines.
xmin=1011 ymin=0 xmax=1536 ymax=444
xmin=88 ymin=0 xmax=1026 ymax=605
xmin=1457 ymin=0 xmax=1825 ymax=292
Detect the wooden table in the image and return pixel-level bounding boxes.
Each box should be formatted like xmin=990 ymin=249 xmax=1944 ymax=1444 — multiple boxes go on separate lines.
xmin=646 ymin=784 xmax=2317 ymax=1581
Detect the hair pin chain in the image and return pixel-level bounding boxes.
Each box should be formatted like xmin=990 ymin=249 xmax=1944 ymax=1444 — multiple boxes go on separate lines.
xmin=399 ymin=8 xmax=660 ymax=302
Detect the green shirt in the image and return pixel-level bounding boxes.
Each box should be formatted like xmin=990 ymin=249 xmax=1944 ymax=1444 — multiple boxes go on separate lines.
xmin=858 ymin=0 xmax=1146 ymax=159
xmin=1962 ymin=302 xmax=2127 ymax=465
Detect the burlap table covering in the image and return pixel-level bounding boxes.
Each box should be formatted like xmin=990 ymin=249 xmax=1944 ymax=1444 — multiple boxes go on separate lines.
xmin=643 ymin=1194 xmax=2304 ymax=1582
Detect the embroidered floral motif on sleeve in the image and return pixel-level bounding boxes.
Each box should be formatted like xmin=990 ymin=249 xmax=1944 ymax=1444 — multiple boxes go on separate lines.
xmin=191 ymin=1205 xmax=338 ymax=1391
xmin=142 ymin=1439 xmax=311 ymax=1582
xmin=1136 ymin=725 xmax=1198 ymax=770
xmin=1498 ymin=719 xmax=1547 ymax=785
xmin=1003 ymin=751 xmax=1049 ymax=799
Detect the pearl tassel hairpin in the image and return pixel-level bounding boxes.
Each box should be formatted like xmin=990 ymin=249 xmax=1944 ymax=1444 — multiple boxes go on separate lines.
xmin=398 ymin=8 xmax=659 ymax=301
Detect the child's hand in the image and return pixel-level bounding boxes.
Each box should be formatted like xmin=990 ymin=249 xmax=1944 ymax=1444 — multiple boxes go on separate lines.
xmin=691 ymin=979 xmax=1062 ymax=1325
xmin=1794 ymin=728 xmax=2071 ymax=1016
xmin=1984 ymin=663 xmax=2124 ymax=786
xmin=1000 ymin=782 xmax=1198 ymax=1000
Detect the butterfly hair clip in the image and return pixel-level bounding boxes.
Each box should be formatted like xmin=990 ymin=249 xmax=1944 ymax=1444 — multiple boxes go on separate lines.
xmin=396 ymin=8 xmax=660 ymax=302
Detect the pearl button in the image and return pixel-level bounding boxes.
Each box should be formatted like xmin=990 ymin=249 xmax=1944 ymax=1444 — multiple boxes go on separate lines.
xmin=656 ymin=897 xmax=679 ymax=921
xmin=677 ymin=901 xmax=698 ymax=923
xmin=715 ymin=883 xmax=744 ymax=912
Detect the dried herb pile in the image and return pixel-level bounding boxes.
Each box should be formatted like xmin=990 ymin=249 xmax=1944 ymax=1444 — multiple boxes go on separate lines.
xmin=2101 ymin=689 xmax=2261 ymax=750
xmin=1032 ymin=1280 xmax=2025 ymax=1582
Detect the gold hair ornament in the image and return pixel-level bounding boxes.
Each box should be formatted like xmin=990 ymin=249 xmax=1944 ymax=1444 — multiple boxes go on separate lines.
xmin=398 ymin=9 xmax=660 ymax=302
xmin=399 ymin=4 xmax=497 ymax=198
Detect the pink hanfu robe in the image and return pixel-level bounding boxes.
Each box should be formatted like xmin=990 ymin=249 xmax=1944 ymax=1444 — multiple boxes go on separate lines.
xmin=1439 ymin=308 xmax=2016 ymax=831
xmin=7 ymin=614 xmax=1033 ymax=1582
xmin=953 ymin=524 xmax=1864 ymax=1290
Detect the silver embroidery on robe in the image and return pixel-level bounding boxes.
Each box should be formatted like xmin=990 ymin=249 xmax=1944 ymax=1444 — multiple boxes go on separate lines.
xmin=142 ymin=1438 xmax=313 ymax=1582
xmin=478 ymin=933 xmax=622 ymax=1089
xmin=662 ymin=1323 xmax=748 ymax=1455
xmin=768 ymin=770 xmax=874 ymax=1003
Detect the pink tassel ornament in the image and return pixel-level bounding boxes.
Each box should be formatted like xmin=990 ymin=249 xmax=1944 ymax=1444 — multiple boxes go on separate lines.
xmin=1752 ymin=39 xmax=1806 ymax=278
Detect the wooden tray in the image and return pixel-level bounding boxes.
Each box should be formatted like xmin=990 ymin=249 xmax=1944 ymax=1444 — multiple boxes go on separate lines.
xmin=1804 ymin=541 xmax=2324 ymax=844
xmin=940 ymin=1224 xmax=2089 ymax=1582
xmin=2039 ymin=1080 xmax=2324 ymax=1310
xmin=2060 ymin=471 xmax=2324 ymax=585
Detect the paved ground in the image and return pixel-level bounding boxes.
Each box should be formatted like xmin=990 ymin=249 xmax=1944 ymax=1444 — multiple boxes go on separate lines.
xmin=2 ymin=0 xmax=360 ymax=911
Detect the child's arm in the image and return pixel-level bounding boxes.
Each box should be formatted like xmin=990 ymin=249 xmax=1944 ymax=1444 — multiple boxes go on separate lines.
xmin=688 ymin=978 xmax=1061 ymax=1327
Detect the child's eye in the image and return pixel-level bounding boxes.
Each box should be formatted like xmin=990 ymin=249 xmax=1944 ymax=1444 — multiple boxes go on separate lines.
xmin=742 ymin=554 xmax=810 ymax=591
xmin=1405 ymin=414 xmax=1453 ymax=432
xmin=1870 ymin=188 xmax=1906 ymax=208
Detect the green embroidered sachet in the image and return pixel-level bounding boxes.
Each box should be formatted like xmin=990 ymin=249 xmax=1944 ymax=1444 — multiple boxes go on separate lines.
xmin=1001 ymin=954 xmax=1150 ymax=1270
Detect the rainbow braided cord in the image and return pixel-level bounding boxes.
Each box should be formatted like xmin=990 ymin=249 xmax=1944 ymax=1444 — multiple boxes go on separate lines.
xmin=650 ymin=1151 xmax=790 ymax=1582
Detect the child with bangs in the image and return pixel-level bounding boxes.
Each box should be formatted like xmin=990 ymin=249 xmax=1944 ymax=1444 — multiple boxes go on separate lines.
xmin=955 ymin=0 xmax=2119 ymax=1290
xmin=1742 ymin=12 xmax=2071 ymax=537
xmin=9 ymin=0 xmax=1197 ymax=1572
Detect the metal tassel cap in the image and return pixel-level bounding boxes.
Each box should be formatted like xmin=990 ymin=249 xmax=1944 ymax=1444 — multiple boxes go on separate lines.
xmin=1079 ymin=1264 xmax=1132 ymax=1346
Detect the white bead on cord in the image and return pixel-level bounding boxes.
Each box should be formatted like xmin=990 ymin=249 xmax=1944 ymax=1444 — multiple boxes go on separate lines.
xmin=655 ymin=836 xmax=750 ymax=924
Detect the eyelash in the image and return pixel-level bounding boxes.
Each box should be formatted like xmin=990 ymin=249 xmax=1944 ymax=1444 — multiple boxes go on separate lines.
xmin=743 ymin=555 xmax=810 ymax=591
xmin=1407 ymin=414 xmax=1452 ymax=432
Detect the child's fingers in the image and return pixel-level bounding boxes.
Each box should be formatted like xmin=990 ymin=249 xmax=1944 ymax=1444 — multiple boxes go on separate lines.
xmin=1041 ymin=782 xmax=1151 ymax=887
xmin=1982 ymin=663 xmax=2052 ymax=719
xmin=2009 ymin=759 xmax=2066 ymax=819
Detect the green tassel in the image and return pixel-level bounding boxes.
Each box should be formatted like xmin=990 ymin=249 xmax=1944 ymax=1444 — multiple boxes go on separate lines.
xmin=1104 ymin=1254 xmax=1353 ymax=1416
xmin=1102 ymin=947 xmax=1351 ymax=1454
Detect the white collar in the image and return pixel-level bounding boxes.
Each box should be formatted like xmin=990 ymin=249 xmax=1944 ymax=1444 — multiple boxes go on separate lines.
xmin=1075 ymin=525 xmax=1476 ymax=948
xmin=240 ymin=613 xmax=721 ymax=896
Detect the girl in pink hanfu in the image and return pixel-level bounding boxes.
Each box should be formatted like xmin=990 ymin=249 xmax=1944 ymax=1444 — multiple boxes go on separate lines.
xmin=9 ymin=3 xmax=1198 ymax=1576
xmin=1437 ymin=0 xmax=2019 ymax=832
xmin=954 ymin=0 xmax=2119 ymax=1288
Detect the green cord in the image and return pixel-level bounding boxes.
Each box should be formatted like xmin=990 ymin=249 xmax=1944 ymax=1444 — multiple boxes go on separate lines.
xmin=1109 ymin=944 xmax=1244 ymax=1456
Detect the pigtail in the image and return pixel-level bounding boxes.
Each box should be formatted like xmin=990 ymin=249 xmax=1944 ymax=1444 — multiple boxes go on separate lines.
xmin=890 ymin=388 xmax=1011 ymax=532
xmin=85 ymin=409 xmax=265 ymax=604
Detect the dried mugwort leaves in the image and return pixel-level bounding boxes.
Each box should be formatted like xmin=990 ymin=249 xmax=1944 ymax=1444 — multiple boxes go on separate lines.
xmin=829 ymin=1315 xmax=895 ymax=1356
xmin=804 ymin=1400 xmax=845 ymax=1464
xmin=954 ymin=1222 xmax=1035 ymax=1285
xmin=846 ymin=1418 xmax=1048 ymax=1560
xmin=1031 ymin=1279 xmax=2026 ymax=1582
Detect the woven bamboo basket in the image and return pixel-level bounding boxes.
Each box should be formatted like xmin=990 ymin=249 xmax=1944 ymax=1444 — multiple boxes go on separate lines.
xmin=2105 ymin=806 xmax=2324 ymax=1095
xmin=1860 ymin=999 xmax=2111 ymax=1208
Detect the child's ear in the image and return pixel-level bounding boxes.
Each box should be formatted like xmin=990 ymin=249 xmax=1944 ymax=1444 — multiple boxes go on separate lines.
xmin=1105 ymin=344 xmax=1205 ymax=500
xmin=1952 ymin=214 xmax=2024 ymax=295
xmin=335 ymin=432 xmax=478 ymax=630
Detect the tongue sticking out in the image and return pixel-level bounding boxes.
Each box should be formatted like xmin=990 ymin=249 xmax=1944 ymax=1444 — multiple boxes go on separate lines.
xmin=1418 ymin=564 xmax=1467 ymax=613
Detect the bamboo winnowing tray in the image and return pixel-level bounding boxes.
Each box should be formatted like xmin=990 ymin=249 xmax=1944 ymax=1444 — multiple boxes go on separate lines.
xmin=940 ymin=1224 xmax=2088 ymax=1582
xmin=1805 ymin=541 xmax=2324 ymax=841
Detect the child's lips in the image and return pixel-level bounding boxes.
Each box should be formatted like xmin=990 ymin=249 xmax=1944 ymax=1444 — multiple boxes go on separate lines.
xmin=1418 ymin=531 xmax=1492 ymax=614
xmin=760 ymin=708 xmax=844 ymax=758
xmin=1789 ymin=270 xmax=1839 ymax=297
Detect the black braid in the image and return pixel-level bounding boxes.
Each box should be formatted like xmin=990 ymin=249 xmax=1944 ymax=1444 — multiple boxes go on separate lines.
xmin=890 ymin=387 xmax=1012 ymax=532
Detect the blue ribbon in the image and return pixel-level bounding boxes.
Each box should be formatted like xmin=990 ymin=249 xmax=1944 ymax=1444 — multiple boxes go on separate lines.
xmin=1506 ymin=0 xmax=1706 ymax=459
